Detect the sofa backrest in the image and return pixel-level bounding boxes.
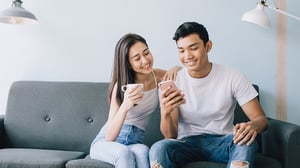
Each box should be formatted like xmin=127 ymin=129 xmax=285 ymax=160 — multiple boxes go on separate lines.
xmin=233 ymin=84 xmax=259 ymax=124
xmin=3 ymin=81 xmax=260 ymax=154
xmin=4 ymin=81 xmax=110 ymax=154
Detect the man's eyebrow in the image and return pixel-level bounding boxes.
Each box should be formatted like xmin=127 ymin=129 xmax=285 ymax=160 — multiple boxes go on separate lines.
xmin=178 ymin=43 xmax=198 ymax=49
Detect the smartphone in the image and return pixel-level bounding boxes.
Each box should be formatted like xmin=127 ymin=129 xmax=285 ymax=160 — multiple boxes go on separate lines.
xmin=158 ymin=80 xmax=178 ymax=91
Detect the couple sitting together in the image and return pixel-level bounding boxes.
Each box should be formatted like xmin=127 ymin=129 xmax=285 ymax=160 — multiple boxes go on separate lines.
xmin=89 ymin=21 xmax=268 ymax=168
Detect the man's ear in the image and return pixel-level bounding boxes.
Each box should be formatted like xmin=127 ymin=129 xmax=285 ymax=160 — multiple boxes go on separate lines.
xmin=205 ymin=40 xmax=212 ymax=53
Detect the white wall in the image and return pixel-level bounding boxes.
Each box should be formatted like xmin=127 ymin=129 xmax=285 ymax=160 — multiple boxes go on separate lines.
xmin=0 ymin=0 xmax=299 ymax=124
xmin=287 ymin=0 xmax=300 ymax=124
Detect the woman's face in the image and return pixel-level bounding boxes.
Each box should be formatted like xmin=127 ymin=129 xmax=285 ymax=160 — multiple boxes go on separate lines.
xmin=128 ymin=41 xmax=153 ymax=74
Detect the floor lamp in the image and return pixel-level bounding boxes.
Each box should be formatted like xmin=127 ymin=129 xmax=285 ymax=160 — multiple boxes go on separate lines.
xmin=241 ymin=0 xmax=300 ymax=121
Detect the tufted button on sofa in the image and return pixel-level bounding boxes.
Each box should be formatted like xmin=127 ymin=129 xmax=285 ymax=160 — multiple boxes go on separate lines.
xmin=0 ymin=81 xmax=299 ymax=168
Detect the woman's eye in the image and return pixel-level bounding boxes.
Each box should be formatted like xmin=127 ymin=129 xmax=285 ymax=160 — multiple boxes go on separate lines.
xmin=134 ymin=57 xmax=140 ymax=61
xmin=178 ymin=50 xmax=184 ymax=53
xmin=143 ymin=50 xmax=150 ymax=56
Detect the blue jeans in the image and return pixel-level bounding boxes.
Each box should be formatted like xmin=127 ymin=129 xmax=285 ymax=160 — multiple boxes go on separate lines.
xmin=90 ymin=124 xmax=149 ymax=168
xmin=149 ymin=134 xmax=258 ymax=168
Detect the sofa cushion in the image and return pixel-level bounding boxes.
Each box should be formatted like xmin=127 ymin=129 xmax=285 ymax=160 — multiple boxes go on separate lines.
xmin=254 ymin=153 xmax=281 ymax=168
xmin=143 ymin=106 xmax=164 ymax=147
xmin=66 ymin=155 xmax=114 ymax=168
xmin=0 ymin=148 xmax=85 ymax=168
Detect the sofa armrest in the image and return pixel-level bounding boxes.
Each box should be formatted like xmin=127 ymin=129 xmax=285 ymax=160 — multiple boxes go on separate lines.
xmin=0 ymin=115 xmax=5 ymax=147
xmin=261 ymin=117 xmax=300 ymax=168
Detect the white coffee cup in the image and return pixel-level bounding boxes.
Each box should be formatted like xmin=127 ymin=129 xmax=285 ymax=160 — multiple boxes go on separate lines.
xmin=121 ymin=83 xmax=144 ymax=92
xmin=230 ymin=160 xmax=249 ymax=168
xmin=121 ymin=83 xmax=144 ymax=105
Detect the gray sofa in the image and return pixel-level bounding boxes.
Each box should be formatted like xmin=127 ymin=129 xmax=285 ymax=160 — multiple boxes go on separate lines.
xmin=0 ymin=81 xmax=299 ymax=168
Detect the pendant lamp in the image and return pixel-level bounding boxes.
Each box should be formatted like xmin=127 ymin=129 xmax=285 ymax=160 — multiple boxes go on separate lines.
xmin=0 ymin=0 xmax=38 ymax=25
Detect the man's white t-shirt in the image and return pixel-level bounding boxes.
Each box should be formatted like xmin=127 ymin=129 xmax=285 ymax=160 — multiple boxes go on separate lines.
xmin=175 ymin=63 xmax=258 ymax=139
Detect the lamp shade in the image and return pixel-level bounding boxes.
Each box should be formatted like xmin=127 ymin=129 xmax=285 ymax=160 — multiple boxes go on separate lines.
xmin=0 ymin=0 xmax=38 ymax=25
xmin=241 ymin=3 xmax=270 ymax=28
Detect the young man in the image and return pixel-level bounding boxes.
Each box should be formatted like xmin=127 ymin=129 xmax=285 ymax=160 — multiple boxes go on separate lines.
xmin=149 ymin=22 xmax=268 ymax=168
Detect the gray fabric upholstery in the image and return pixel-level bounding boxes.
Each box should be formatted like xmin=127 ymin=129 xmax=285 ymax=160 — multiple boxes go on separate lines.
xmin=66 ymin=156 xmax=114 ymax=168
xmin=4 ymin=81 xmax=109 ymax=154
xmin=261 ymin=118 xmax=300 ymax=168
xmin=0 ymin=81 xmax=299 ymax=168
xmin=0 ymin=116 xmax=4 ymax=147
xmin=0 ymin=148 xmax=84 ymax=168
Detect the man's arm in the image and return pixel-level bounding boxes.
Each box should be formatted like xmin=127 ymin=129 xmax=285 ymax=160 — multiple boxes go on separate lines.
xmin=159 ymin=88 xmax=185 ymax=138
xmin=233 ymin=97 xmax=268 ymax=146
xmin=160 ymin=106 xmax=179 ymax=139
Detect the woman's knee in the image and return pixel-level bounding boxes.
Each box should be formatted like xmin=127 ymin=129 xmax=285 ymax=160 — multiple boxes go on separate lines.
xmin=90 ymin=141 xmax=133 ymax=160
xmin=130 ymin=143 xmax=149 ymax=155
xmin=114 ymin=145 xmax=133 ymax=157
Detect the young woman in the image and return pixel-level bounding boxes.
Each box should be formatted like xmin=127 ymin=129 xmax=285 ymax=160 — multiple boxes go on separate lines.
xmin=90 ymin=33 xmax=180 ymax=168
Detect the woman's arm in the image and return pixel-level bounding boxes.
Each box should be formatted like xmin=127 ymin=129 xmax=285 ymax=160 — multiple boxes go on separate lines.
xmin=153 ymin=68 xmax=167 ymax=83
xmin=105 ymin=83 xmax=143 ymax=141
xmin=163 ymin=65 xmax=182 ymax=81
xmin=154 ymin=65 xmax=182 ymax=83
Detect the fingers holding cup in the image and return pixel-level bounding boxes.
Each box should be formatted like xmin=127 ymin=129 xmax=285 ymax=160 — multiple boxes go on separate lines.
xmin=121 ymin=83 xmax=144 ymax=106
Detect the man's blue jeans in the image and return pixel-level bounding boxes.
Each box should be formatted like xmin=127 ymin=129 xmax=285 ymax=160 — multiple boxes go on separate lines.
xmin=149 ymin=134 xmax=258 ymax=168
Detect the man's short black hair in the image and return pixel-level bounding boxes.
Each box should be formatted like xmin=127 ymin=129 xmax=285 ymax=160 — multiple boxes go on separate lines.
xmin=173 ymin=22 xmax=209 ymax=45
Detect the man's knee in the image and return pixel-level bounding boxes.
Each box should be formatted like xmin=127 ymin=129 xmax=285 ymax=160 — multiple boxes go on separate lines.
xmin=149 ymin=139 xmax=171 ymax=156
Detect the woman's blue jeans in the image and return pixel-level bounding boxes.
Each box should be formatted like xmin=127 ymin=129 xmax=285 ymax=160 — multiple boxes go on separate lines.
xmin=149 ymin=134 xmax=258 ymax=168
xmin=90 ymin=124 xmax=150 ymax=168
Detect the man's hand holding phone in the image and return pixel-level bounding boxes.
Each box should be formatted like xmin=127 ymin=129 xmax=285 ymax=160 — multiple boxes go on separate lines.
xmin=158 ymin=80 xmax=185 ymax=110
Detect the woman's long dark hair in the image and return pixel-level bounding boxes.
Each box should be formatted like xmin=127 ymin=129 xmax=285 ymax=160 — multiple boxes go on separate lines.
xmin=108 ymin=33 xmax=148 ymax=105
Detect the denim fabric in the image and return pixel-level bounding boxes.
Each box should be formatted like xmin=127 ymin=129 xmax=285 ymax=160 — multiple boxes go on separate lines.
xmin=90 ymin=124 xmax=149 ymax=168
xmin=93 ymin=124 xmax=145 ymax=145
xmin=114 ymin=124 xmax=145 ymax=145
xmin=149 ymin=134 xmax=258 ymax=168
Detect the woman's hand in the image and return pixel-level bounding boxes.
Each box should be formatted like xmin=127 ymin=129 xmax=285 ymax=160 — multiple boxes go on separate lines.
xmin=122 ymin=85 xmax=144 ymax=110
xmin=163 ymin=65 xmax=182 ymax=81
